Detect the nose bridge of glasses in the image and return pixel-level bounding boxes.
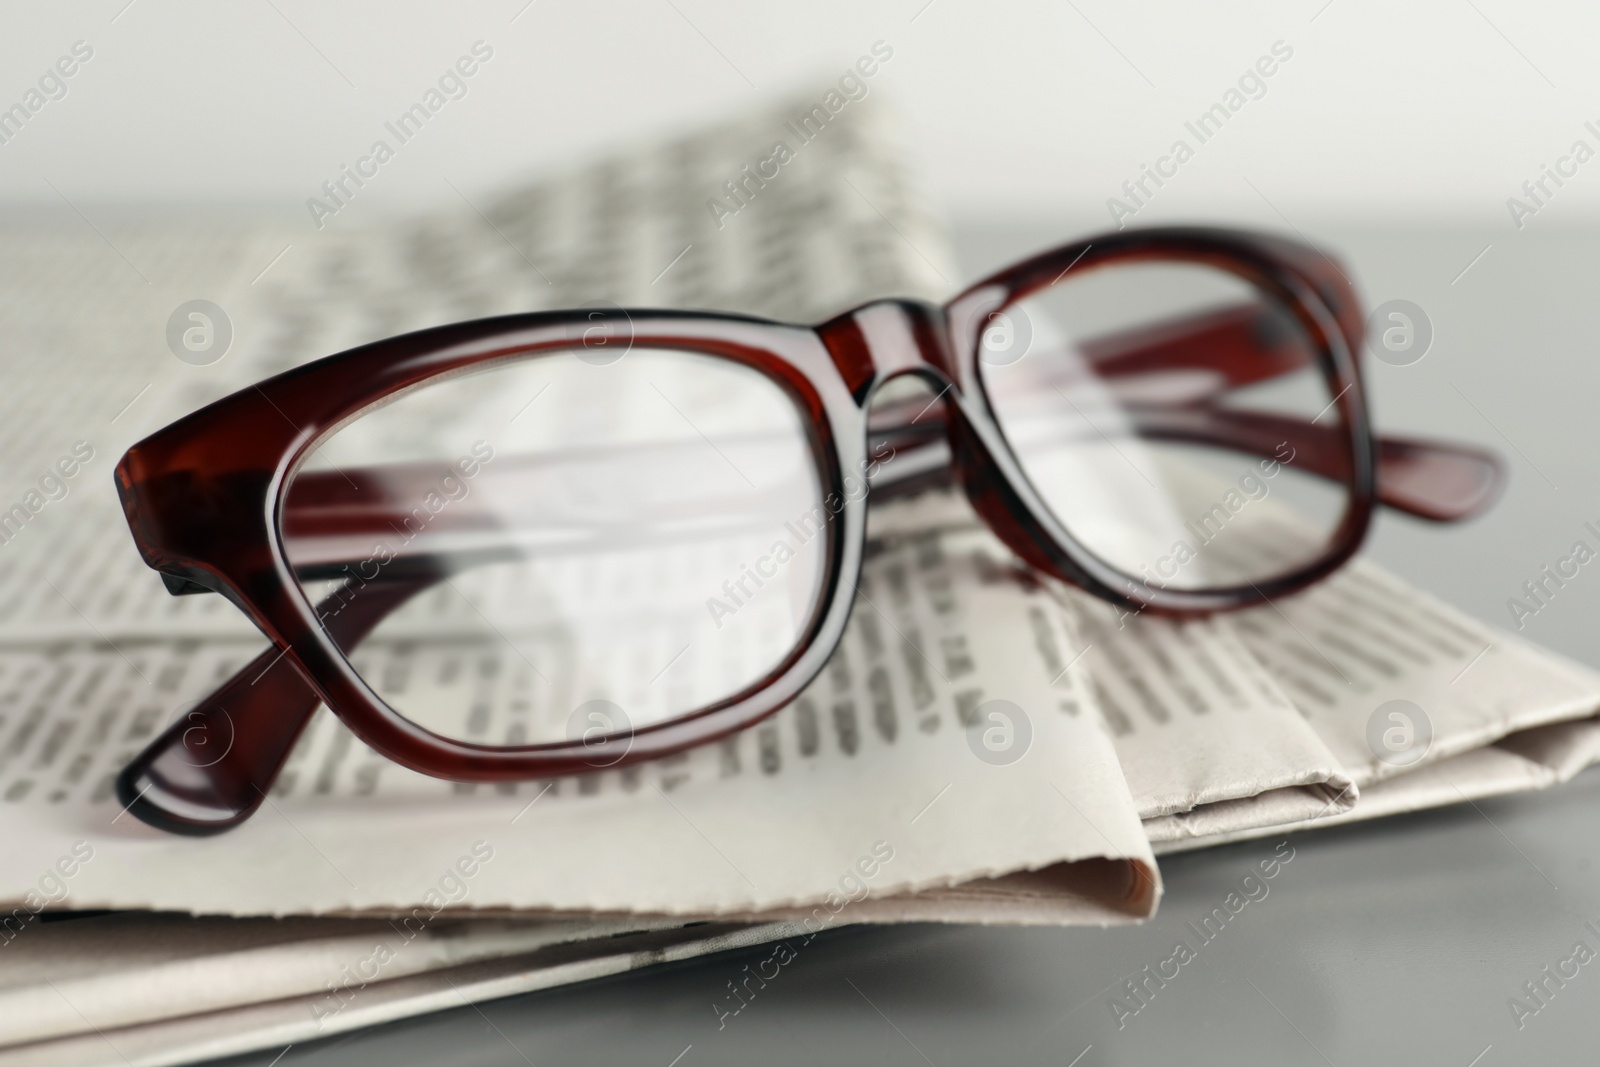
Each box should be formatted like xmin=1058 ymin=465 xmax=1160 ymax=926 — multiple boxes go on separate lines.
xmin=817 ymin=298 xmax=955 ymax=404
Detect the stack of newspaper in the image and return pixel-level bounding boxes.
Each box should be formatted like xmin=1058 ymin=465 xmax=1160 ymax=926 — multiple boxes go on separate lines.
xmin=2 ymin=90 xmax=1598 ymax=1066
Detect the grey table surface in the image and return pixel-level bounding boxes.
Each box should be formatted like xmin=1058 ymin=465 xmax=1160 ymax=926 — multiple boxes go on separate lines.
xmin=212 ymin=222 xmax=1600 ymax=1067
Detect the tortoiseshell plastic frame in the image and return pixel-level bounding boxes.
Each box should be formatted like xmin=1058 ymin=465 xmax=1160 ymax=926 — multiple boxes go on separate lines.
xmin=112 ymin=226 xmax=1497 ymax=835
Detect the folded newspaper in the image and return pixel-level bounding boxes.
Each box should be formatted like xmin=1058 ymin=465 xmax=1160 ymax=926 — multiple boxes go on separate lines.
xmin=1 ymin=87 xmax=1597 ymax=1065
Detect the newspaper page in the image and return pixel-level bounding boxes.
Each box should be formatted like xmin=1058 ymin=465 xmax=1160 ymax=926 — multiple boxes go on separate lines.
xmin=1 ymin=913 xmax=682 ymax=1049
xmin=1081 ymin=493 xmax=1600 ymax=852
xmin=0 ymin=915 xmax=802 ymax=1067
xmin=1153 ymin=556 xmax=1600 ymax=851
xmin=867 ymin=490 xmax=1362 ymax=841
xmin=868 ymin=487 xmax=1600 ymax=849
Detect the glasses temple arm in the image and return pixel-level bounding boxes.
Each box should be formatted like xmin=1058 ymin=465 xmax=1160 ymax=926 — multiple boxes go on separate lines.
xmin=868 ymin=396 xmax=1504 ymax=522
xmin=1118 ymin=406 xmax=1505 ymax=522
xmin=115 ymin=574 xmax=440 ymax=835
xmin=1073 ymin=301 xmax=1308 ymax=393
xmin=262 ymin=399 xmax=1499 ymax=581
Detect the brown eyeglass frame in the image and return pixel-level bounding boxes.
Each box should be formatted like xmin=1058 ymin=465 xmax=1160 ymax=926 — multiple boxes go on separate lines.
xmin=112 ymin=225 xmax=1504 ymax=835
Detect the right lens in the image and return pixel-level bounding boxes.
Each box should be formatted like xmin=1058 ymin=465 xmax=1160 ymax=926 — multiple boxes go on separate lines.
xmin=281 ymin=345 xmax=828 ymax=749
xmin=979 ymin=257 xmax=1355 ymax=593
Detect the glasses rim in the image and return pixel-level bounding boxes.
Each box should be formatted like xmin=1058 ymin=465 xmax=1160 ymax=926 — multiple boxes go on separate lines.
xmin=110 ymin=224 xmax=1499 ymax=835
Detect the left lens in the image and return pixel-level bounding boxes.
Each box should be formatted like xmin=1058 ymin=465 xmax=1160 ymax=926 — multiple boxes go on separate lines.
xmin=280 ymin=344 xmax=827 ymax=747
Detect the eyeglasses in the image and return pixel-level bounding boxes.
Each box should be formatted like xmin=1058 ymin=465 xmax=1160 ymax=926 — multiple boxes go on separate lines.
xmin=113 ymin=225 xmax=1503 ymax=834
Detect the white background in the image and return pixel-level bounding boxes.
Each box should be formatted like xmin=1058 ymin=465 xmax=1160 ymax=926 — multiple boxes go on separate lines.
xmin=2 ymin=0 xmax=1599 ymax=229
